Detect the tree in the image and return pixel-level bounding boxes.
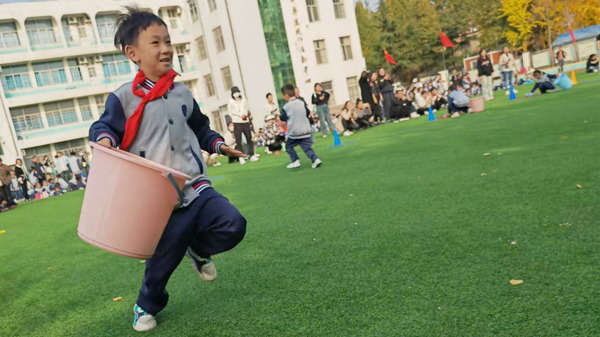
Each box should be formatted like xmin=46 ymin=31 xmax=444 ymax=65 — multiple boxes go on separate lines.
xmin=355 ymin=1 xmax=381 ymax=70
xmin=499 ymin=0 xmax=536 ymax=51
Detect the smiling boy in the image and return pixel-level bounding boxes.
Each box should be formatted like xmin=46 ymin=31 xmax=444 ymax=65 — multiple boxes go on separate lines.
xmin=89 ymin=7 xmax=247 ymax=331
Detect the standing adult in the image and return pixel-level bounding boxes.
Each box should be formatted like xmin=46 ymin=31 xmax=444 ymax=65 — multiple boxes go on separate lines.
xmin=477 ymin=49 xmax=495 ymax=101
xmin=556 ymin=46 xmax=567 ymax=73
xmin=264 ymin=93 xmax=279 ymax=117
xmin=499 ymin=46 xmax=519 ymax=95
xmin=359 ymin=71 xmax=371 ymax=104
xmin=312 ymin=83 xmax=336 ymax=138
xmin=0 ymin=158 xmax=17 ymax=209
xmin=378 ymin=70 xmax=394 ymax=121
xmin=14 ymin=158 xmax=29 ymax=201
xmin=369 ymin=72 xmax=383 ymax=123
xmin=80 ymin=150 xmax=90 ymax=178
xmin=42 ymin=155 xmax=54 ymax=180
xmin=228 ymin=86 xmax=259 ymax=164
xmin=30 ymin=156 xmax=47 ymax=183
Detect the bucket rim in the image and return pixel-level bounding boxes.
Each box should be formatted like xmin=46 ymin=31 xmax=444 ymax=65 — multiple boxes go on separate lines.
xmin=90 ymin=142 xmax=191 ymax=181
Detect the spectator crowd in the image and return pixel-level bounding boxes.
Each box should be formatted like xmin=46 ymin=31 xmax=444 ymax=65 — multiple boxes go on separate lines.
xmin=0 ymin=150 xmax=90 ymax=213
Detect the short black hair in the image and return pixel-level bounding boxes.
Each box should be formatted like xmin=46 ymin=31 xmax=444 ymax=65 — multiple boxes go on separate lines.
xmin=281 ymin=84 xmax=296 ymax=97
xmin=533 ymin=70 xmax=542 ymax=75
xmin=356 ymin=98 xmax=362 ymax=106
xmin=114 ymin=6 xmax=167 ymax=52
xmin=266 ymin=93 xmax=272 ymax=99
xmin=70 ymin=151 xmax=76 ymax=156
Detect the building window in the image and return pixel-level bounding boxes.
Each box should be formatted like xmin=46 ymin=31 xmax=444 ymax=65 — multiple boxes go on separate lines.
xmin=33 ymin=61 xmax=67 ymax=87
xmin=165 ymin=9 xmax=180 ymax=29
xmin=321 ymin=81 xmax=335 ymax=106
xmin=55 ymin=139 xmax=86 ymax=156
xmin=10 ymin=105 xmax=44 ymax=132
xmin=176 ymin=45 xmax=188 ymax=72
xmin=347 ymin=77 xmax=359 ymax=103
xmin=208 ymin=0 xmax=217 ymax=11
xmin=221 ymin=66 xmax=233 ymax=91
xmin=313 ymin=40 xmax=327 ymax=64
xmin=204 ymin=74 xmax=215 ymax=97
xmin=96 ymin=14 xmax=117 ymax=42
xmin=307 ymin=0 xmax=319 ymax=22
xmin=67 ymin=59 xmax=83 ymax=82
xmin=340 ymin=36 xmax=353 ymax=60
xmin=188 ymin=0 xmax=199 ymax=22
xmin=62 ymin=16 xmax=92 ymax=45
xmin=44 ymin=100 xmax=78 ymax=127
xmin=196 ymin=36 xmax=208 ymax=60
xmin=183 ymin=80 xmax=197 ymax=97
xmin=88 ymin=65 xmax=97 ymax=78
xmin=23 ymin=145 xmax=52 ymax=170
xmin=78 ymin=97 xmax=93 ymax=121
xmin=1 ymin=64 xmax=31 ymax=92
xmin=0 ymin=22 xmax=20 ymax=49
xmin=211 ymin=110 xmax=223 ymax=134
xmin=95 ymin=94 xmax=107 ymax=115
xmin=26 ymin=19 xmax=57 ymax=46
xmin=102 ymin=53 xmax=132 ymax=78
xmin=333 ymin=0 xmax=346 ymax=19
xmin=213 ymin=26 xmax=225 ymax=52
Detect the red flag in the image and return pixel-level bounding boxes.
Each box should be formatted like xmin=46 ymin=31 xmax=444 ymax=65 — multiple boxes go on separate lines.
xmin=384 ymin=49 xmax=397 ymax=65
xmin=568 ymin=25 xmax=577 ymax=44
xmin=439 ymin=30 xmax=455 ymax=48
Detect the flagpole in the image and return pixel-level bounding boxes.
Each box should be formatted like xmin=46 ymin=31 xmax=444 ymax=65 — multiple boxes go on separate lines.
xmin=442 ymin=48 xmax=447 ymax=70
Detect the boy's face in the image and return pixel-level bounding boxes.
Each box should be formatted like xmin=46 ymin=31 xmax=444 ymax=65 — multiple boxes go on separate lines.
xmin=125 ymin=23 xmax=173 ymax=81
xmin=533 ymin=73 xmax=541 ymax=79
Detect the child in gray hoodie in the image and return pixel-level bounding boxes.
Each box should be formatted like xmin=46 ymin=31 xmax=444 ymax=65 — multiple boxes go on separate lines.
xmin=280 ymin=84 xmax=322 ymax=169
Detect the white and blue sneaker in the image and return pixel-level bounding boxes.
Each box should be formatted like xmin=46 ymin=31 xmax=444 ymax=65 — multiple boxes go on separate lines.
xmin=133 ymin=304 xmax=157 ymax=332
xmin=187 ymin=248 xmax=217 ymax=282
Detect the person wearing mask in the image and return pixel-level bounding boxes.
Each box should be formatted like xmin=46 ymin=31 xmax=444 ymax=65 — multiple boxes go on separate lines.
xmin=228 ymin=86 xmax=259 ymax=164
xmin=14 ymin=158 xmax=29 ymax=201
xmin=477 ymin=49 xmax=495 ymax=101
xmin=0 ymin=157 xmax=17 ymax=209
xmin=311 ymin=83 xmax=336 ymax=138
xmin=499 ymin=46 xmax=519 ymax=95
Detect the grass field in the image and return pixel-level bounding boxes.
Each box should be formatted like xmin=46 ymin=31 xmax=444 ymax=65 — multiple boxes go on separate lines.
xmin=2 ymin=72 xmax=600 ymax=336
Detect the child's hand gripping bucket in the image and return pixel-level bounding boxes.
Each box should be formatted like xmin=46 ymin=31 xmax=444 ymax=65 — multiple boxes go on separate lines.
xmin=553 ymin=73 xmax=573 ymax=91
xmin=77 ymin=142 xmax=191 ymax=259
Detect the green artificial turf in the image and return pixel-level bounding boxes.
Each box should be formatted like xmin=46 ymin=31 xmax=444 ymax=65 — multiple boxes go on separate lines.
xmin=2 ymin=72 xmax=600 ymax=336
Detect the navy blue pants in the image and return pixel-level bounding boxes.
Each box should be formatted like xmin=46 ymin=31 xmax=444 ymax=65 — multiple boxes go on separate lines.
xmin=136 ymin=188 xmax=246 ymax=315
xmin=286 ymin=137 xmax=318 ymax=163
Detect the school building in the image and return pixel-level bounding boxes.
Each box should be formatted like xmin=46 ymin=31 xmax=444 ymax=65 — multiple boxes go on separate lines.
xmin=0 ymin=0 xmax=365 ymax=167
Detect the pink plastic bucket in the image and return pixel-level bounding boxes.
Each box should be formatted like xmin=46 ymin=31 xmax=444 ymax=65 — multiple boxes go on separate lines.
xmin=78 ymin=142 xmax=191 ymax=259
xmin=470 ymin=97 xmax=485 ymax=113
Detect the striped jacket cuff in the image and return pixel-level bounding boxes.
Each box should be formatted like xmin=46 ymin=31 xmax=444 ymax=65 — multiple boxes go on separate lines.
xmin=97 ymin=132 xmax=117 ymax=147
xmin=213 ymin=139 xmax=226 ymax=154
xmin=192 ymin=179 xmax=212 ymax=195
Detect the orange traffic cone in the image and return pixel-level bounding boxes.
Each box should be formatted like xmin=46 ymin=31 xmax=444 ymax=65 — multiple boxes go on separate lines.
xmin=570 ymin=71 xmax=578 ymax=85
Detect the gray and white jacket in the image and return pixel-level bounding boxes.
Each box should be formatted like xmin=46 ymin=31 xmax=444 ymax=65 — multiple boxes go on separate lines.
xmin=89 ymin=79 xmax=225 ymax=208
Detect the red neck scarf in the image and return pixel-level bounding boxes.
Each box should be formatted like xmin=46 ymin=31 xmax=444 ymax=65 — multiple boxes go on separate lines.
xmin=120 ymin=69 xmax=179 ymax=151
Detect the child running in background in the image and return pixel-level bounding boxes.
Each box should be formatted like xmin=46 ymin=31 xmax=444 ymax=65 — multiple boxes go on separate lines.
xmin=280 ymin=84 xmax=322 ymax=169
xmin=526 ymin=70 xmax=558 ymax=96
xmin=88 ymin=7 xmax=246 ymax=331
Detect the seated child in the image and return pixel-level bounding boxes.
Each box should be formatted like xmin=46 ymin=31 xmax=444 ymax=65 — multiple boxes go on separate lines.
xmin=429 ymin=88 xmax=448 ymax=111
xmin=10 ymin=172 xmax=24 ymax=202
xmin=279 ymin=84 xmax=322 ymax=169
xmin=253 ymin=128 xmax=266 ymax=148
xmin=447 ymin=83 xmax=470 ymax=117
xmin=88 ymin=7 xmax=247 ymax=332
xmin=470 ymin=83 xmax=482 ymax=96
xmin=50 ymin=186 xmax=63 ymax=197
xmin=34 ymin=182 xmax=48 ymax=199
xmin=391 ymin=89 xmax=412 ymax=121
xmin=0 ymin=200 xmax=8 ymax=212
xmin=354 ymin=99 xmax=372 ymax=126
xmin=264 ymin=114 xmax=284 ymax=153
xmin=526 ymin=70 xmax=557 ymax=96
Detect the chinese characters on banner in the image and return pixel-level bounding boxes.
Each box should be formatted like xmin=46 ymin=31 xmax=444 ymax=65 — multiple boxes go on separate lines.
xmin=290 ymin=0 xmax=311 ymax=84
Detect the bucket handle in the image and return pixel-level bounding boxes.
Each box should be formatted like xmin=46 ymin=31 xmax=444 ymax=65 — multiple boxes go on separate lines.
xmin=165 ymin=173 xmax=184 ymax=209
